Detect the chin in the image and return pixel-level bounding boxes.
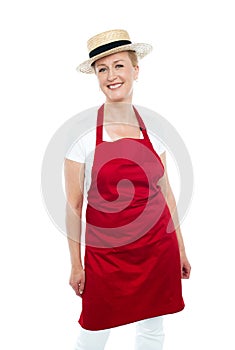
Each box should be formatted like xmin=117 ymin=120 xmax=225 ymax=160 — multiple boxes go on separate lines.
xmin=107 ymin=94 xmax=131 ymax=104
xmin=109 ymin=98 xmax=125 ymax=103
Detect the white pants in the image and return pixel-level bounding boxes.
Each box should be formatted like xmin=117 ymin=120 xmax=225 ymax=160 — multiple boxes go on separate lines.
xmin=74 ymin=316 xmax=164 ymax=350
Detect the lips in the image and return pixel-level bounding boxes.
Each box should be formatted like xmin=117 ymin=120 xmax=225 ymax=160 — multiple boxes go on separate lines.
xmin=107 ymin=83 xmax=123 ymax=90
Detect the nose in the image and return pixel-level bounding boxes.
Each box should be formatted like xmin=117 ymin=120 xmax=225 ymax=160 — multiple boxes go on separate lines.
xmin=107 ymin=68 xmax=116 ymax=81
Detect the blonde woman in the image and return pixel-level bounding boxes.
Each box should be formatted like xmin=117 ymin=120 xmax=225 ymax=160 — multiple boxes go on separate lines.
xmin=64 ymin=29 xmax=191 ymax=350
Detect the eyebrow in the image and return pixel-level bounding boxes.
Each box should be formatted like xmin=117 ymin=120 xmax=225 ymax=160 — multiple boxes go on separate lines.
xmin=96 ymin=59 xmax=125 ymax=67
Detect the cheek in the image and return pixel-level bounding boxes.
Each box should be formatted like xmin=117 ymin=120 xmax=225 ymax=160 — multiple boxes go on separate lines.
xmin=97 ymin=77 xmax=105 ymax=90
xmin=96 ymin=75 xmax=101 ymax=83
xmin=128 ymin=74 xmax=136 ymax=86
xmin=127 ymin=68 xmax=137 ymax=82
xmin=96 ymin=70 xmax=104 ymax=80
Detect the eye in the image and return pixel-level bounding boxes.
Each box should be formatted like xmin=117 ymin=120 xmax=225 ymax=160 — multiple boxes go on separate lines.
xmin=115 ymin=64 xmax=124 ymax=69
xmin=98 ymin=67 xmax=107 ymax=73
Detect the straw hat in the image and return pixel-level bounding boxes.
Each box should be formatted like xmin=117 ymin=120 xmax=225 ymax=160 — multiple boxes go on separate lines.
xmin=77 ymin=29 xmax=153 ymax=74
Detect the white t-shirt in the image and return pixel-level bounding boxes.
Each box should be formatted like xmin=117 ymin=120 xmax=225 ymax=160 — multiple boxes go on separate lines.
xmin=65 ymin=106 xmax=166 ymax=194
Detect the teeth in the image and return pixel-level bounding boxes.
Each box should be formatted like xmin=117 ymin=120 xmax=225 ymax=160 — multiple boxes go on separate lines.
xmin=109 ymin=83 xmax=122 ymax=89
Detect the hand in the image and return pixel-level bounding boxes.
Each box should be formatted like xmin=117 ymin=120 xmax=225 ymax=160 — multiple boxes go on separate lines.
xmin=69 ymin=267 xmax=85 ymax=297
xmin=180 ymin=252 xmax=191 ymax=279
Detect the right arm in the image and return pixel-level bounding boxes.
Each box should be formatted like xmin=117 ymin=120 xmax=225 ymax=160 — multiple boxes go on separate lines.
xmin=64 ymin=159 xmax=85 ymax=296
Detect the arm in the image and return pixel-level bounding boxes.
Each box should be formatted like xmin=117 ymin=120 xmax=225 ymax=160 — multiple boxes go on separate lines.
xmin=159 ymin=152 xmax=191 ymax=279
xmin=64 ymin=159 xmax=85 ymax=296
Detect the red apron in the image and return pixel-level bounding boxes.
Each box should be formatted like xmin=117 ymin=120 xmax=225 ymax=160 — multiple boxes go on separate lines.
xmin=79 ymin=105 xmax=184 ymax=330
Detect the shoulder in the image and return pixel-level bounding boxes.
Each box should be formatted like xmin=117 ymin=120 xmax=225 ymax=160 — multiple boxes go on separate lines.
xmin=134 ymin=105 xmax=165 ymax=130
xmin=65 ymin=106 xmax=99 ymax=161
xmin=67 ymin=106 xmax=99 ymax=136
xmin=134 ymin=105 xmax=162 ymax=119
xmin=134 ymin=105 xmax=166 ymax=155
xmin=65 ymin=106 xmax=99 ymax=147
xmin=134 ymin=104 xmax=165 ymax=141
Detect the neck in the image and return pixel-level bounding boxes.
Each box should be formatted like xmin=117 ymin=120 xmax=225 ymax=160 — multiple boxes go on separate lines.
xmin=104 ymin=102 xmax=137 ymax=126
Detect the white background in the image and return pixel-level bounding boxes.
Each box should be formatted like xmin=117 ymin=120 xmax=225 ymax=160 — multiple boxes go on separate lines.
xmin=1 ymin=0 xmax=235 ymax=349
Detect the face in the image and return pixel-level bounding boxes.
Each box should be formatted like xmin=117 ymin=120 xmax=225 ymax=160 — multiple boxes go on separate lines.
xmin=94 ymin=51 xmax=139 ymax=104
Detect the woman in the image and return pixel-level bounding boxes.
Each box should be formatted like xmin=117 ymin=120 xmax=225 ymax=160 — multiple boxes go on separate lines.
xmin=64 ymin=29 xmax=191 ymax=350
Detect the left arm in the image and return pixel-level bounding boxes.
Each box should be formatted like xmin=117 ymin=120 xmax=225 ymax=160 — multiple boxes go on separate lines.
xmin=159 ymin=152 xmax=191 ymax=279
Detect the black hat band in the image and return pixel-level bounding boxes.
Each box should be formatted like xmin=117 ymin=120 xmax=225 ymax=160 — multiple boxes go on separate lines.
xmin=89 ymin=40 xmax=132 ymax=59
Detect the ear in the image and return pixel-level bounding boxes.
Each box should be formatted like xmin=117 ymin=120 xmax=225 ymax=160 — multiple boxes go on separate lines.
xmin=134 ymin=65 xmax=139 ymax=80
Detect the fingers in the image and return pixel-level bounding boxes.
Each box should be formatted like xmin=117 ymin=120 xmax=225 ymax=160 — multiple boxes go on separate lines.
xmin=69 ymin=270 xmax=85 ymax=297
xmin=181 ymin=264 xmax=191 ymax=279
xmin=70 ymin=279 xmax=79 ymax=294
xmin=78 ymin=279 xmax=85 ymax=296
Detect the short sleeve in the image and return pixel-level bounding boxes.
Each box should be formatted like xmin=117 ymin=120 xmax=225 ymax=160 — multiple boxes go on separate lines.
xmin=65 ymin=138 xmax=86 ymax=163
xmin=133 ymin=105 xmax=166 ymax=155
xmin=148 ymin=132 xmax=166 ymax=155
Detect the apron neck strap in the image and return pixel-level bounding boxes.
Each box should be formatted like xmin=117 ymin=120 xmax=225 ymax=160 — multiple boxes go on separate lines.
xmin=132 ymin=106 xmax=149 ymax=140
xmin=96 ymin=104 xmax=149 ymax=145
xmin=96 ymin=104 xmax=104 ymax=145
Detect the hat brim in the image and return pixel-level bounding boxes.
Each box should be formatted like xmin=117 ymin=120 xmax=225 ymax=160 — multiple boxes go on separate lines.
xmin=77 ymin=43 xmax=152 ymax=74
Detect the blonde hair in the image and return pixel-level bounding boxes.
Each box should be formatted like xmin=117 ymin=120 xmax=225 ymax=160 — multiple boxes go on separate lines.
xmin=127 ymin=51 xmax=138 ymax=67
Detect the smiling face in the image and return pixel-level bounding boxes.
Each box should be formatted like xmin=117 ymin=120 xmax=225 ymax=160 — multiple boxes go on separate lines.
xmin=94 ymin=51 xmax=139 ymax=104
